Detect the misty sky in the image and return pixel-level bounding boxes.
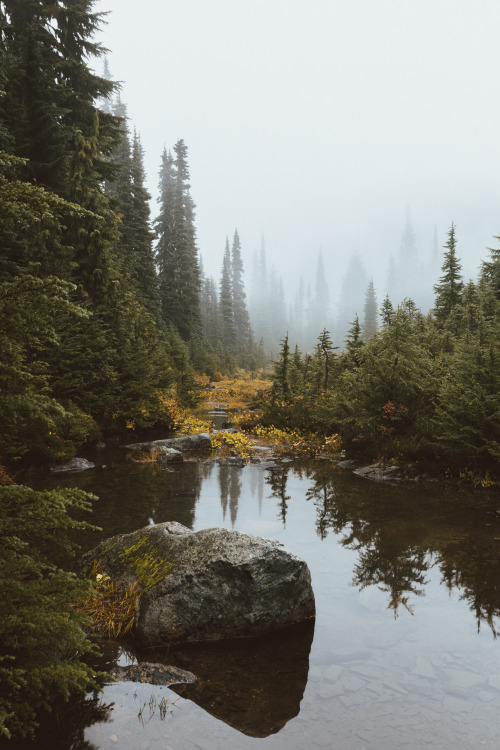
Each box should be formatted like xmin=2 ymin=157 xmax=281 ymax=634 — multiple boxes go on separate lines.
xmin=94 ymin=0 xmax=500 ymax=308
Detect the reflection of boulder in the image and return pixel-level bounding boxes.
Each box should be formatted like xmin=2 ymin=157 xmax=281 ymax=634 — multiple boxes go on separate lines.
xmin=142 ymin=620 xmax=315 ymax=738
xmin=80 ymin=522 xmax=315 ymax=645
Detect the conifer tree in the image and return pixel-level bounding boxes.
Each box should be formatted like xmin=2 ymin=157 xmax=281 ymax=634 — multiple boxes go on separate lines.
xmin=315 ymin=329 xmax=338 ymax=391
xmin=272 ymin=334 xmax=291 ymax=401
xmin=155 ymin=140 xmax=200 ymax=340
xmin=433 ymin=223 xmax=464 ymax=325
xmin=362 ymin=280 xmax=378 ymax=340
xmin=344 ymin=315 xmax=364 ymax=369
xmin=380 ymin=295 xmax=394 ymax=327
xmin=308 ymin=249 xmax=330 ymax=339
xmin=337 ymin=252 xmax=368 ymax=345
xmin=231 ymin=229 xmax=251 ymax=348
xmin=0 ymin=1 xmax=120 ymax=194
xmin=220 ymin=238 xmax=236 ymax=352
xmin=480 ymin=238 xmax=500 ymax=300
xmin=126 ymin=131 xmax=158 ymax=313
xmin=66 ymin=115 xmax=119 ymax=303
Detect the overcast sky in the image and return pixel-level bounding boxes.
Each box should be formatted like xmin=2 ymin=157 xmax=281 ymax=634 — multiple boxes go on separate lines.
xmin=94 ymin=0 xmax=500 ymax=303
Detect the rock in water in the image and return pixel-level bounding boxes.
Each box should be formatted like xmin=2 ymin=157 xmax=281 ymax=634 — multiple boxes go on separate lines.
xmin=80 ymin=522 xmax=315 ymax=645
xmin=51 ymin=457 xmax=95 ymax=473
xmin=125 ymin=434 xmax=211 ymax=453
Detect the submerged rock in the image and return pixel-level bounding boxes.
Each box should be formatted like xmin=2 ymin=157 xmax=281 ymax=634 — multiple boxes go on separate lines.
xmin=110 ymin=662 xmax=195 ymax=686
xmin=80 ymin=522 xmax=315 ymax=645
xmin=51 ymin=457 xmax=95 ymax=473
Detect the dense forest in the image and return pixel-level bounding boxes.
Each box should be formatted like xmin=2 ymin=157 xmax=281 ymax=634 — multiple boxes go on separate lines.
xmin=1 ymin=0 xmax=500 ymax=742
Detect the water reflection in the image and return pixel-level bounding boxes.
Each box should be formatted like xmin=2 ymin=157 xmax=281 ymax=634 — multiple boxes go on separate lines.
xmin=21 ymin=455 xmax=500 ymax=749
xmin=143 ymin=620 xmax=315 ymax=737
xmin=265 ymin=468 xmax=291 ymax=526
xmin=218 ymin=464 xmax=241 ymax=526
xmin=303 ymin=463 xmax=500 ymax=630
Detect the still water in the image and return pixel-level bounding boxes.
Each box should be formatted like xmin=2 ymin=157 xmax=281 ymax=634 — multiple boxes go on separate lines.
xmin=31 ymin=449 xmax=500 ymax=749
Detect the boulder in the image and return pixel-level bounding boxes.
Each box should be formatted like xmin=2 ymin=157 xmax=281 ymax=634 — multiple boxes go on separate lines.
xmin=125 ymin=433 xmax=211 ymax=454
xmin=157 ymin=447 xmax=183 ymax=464
xmin=50 ymin=457 xmax=95 ymax=473
xmin=80 ymin=522 xmax=315 ymax=645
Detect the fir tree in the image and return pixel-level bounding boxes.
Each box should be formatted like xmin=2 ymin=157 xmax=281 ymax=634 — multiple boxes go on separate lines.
xmin=126 ymin=131 xmax=158 ymax=313
xmin=314 ymin=329 xmax=338 ymax=391
xmin=0 ymin=485 xmax=103 ymax=740
xmin=272 ymin=334 xmax=291 ymax=400
xmin=433 ymin=223 xmax=464 ymax=325
xmin=155 ymin=140 xmax=200 ymax=340
xmin=362 ymin=280 xmax=378 ymax=340
xmin=220 ymin=238 xmax=236 ymax=352
xmin=344 ymin=315 xmax=364 ymax=369
xmin=308 ymin=249 xmax=330 ymax=339
xmin=231 ymin=229 xmax=251 ymax=348
xmin=0 ymin=1 xmax=120 ymax=195
xmin=480 ymin=237 xmax=500 ymax=301
xmin=380 ymin=295 xmax=394 ymax=327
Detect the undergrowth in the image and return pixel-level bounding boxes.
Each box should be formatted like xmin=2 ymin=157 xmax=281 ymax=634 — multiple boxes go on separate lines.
xmin=78 ymin=536 xmax=174 ymax=638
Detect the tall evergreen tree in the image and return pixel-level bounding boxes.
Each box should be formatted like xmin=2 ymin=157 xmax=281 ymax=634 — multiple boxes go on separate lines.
xmin=220 ymin=238 xmax=236 ymax=352
xmin=344 ymin=315 xmax=364 ymax=369
xmin=155 ymin=140 xmax=200 ymax=340
xmin=380 ymin=294 xmax=394 ymax=327
xmin=433 ymin=223 xmax=464 ymax=325
xmin=126 ymin=130 xmax=158 ymax=313
xmin=337 ymin=252 xmax=367 ymax=345
xmin=362 ymin=280 xmax=378 ymax=340
xmin=480 ymin=237 xmax=500 ymax=301
xmin=231 ymin=229 xmax=251 ymax=348
xmin=0 ymin=1 xmax=120 ymax=195
xmin=308 ymin=249 xmax=330 ymax=340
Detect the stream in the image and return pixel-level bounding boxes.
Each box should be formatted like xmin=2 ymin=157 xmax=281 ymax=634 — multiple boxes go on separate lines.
xmin=26 ymin=445 xmax=500 ymax=749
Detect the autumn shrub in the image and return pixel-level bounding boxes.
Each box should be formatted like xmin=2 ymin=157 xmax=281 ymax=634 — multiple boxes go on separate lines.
xmin=206 ymin=370 xmax=270 ymax=410
xmin=157 ymin=392 xmax=213 ymax=435
xmin=77 ymin=536 xmax=174 ymax=639
xmin=251 ymin=424 xmax=341 ymax=458
xmin=211 ymin=430 xmax=253 ymax=458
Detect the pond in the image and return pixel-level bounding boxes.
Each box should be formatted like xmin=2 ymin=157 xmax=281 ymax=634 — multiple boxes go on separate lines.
xmin=27 ymin=447 xmax=500 ymax=749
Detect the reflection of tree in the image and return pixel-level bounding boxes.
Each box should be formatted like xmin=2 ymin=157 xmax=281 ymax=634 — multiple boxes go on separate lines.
xmin=229 ymin=469 xmax=241 ymax=527
xmin=265 ymin=470 xmax=291 ymax=526
xmin=439 ymin=538 xmax=500 ymax=637
xmin=22 ymin=689 xmax=113 ymax=750
xmin=353 ymin=544 xmax=429 ymax=617
xmin=304 ymin=466 xmax=430 ymax=617
xmin=305 ymin=477 xmax=337 ymax=539
xmin=218 ymin=465 xmax=242 ymax=526
xmin=304 ymin=465 xmax=500 ymax=629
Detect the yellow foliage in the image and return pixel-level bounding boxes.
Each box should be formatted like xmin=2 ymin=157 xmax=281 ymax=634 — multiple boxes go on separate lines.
xmin=158 ymin=393 xmax=213 ymax=434
xmin=251 ymin=424 xmax=341 ymax=458
xmin=205 ymin=370 xmax=270 ymax=411
xmin=77 ymin=537 xmax=174 ymax=639
xmin=77 ymin=561 xmax=138 ymax=639
xmin=211 ymin=430 xmax=253 ymax=459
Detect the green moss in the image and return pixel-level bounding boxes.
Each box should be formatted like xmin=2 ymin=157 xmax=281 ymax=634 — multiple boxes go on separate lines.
xmin=118 ymin=535 xmax=173 ymax=592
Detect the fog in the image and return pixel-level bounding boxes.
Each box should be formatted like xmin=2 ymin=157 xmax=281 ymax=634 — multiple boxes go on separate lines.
xmin=95 ymin=0 xmax=500 ymax=343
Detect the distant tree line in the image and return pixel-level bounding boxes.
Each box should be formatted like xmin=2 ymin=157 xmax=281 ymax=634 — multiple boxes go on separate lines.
xmin=248 ymin=210 xmax=445 ymax=355
xmin=264 ymin=223 xmax=500 ymax=477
